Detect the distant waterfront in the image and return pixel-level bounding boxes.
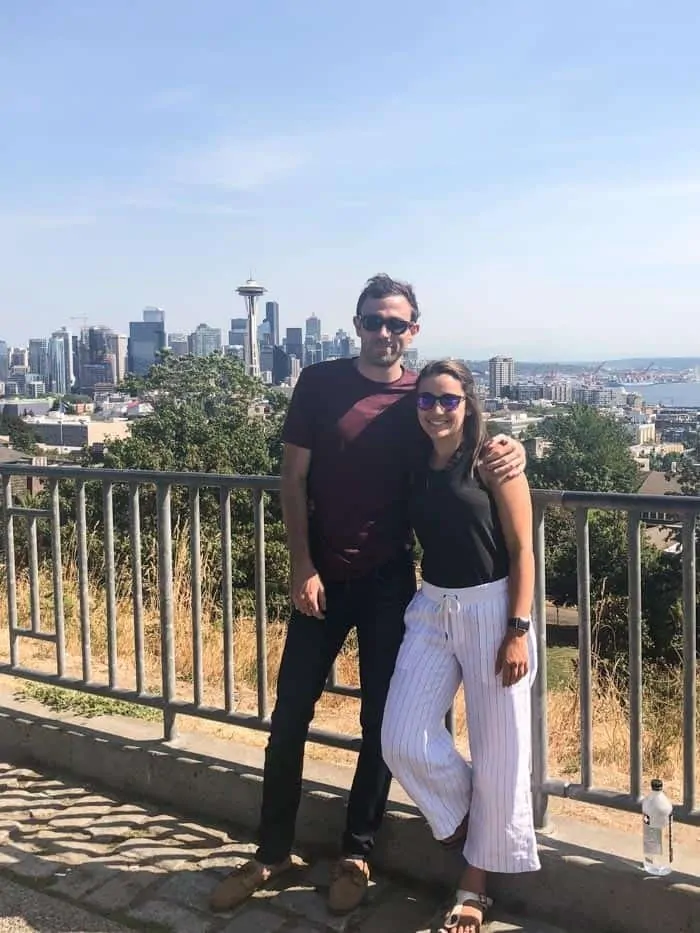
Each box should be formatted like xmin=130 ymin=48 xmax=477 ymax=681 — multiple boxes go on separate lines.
xmin=623 ymin=382 xmax=700 ymax=408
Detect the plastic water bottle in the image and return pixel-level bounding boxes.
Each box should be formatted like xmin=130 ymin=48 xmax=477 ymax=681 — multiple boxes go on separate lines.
xmin=642 ymin=779 xmax=673 ymax=875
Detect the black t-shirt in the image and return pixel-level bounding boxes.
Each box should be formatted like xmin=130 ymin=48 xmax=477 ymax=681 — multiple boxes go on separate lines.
xmin=411 ymin=459 xmax=510 ymax=589
xmin=282 ymin=358 xmax=430 ymax=581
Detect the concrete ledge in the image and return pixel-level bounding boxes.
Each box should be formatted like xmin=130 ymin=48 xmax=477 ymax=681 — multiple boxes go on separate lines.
xmin=0 ymin=703 xmax=698 ymax=933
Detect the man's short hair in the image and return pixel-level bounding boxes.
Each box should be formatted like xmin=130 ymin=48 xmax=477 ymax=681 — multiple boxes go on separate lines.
xmin=355 ymin=273 xmax=420 ymax=322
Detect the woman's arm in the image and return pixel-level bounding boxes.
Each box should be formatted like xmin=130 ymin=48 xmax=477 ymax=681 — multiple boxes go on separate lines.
xmin=479 ymin=468 xmax=534 ymax=685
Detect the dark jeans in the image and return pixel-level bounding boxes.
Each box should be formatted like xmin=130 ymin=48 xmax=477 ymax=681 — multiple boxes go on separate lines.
xmin=255 ymin=554 xmax=416 ymax=865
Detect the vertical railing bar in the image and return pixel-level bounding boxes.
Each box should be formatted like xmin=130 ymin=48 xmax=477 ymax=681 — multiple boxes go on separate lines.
xmin=532 ymin=501 xmax=550 ymax=830
xmin=129 ymin=483 xmax=145 ymax=695
xmin=28 ymin=515 xmax=41 ymax=634
xmin=220 ymin=487 xmax=235 ymax=714
xmin=575 ymin=508 xmax=593 ymax=791
xmin=327 ymin=662 xmax=339 ymax=689
xmin=102 ymin=481 xmax=118 ymax=689
xmin=190 ymin=486 xmax=203 ymax=708
xmin=75 ymin=479 xmax=92 ymax=682
xmin=2 ymin=475 xmax=19 ymax=666
xmin=681 ymin=514 xmax=697 ymax=813
xmin=157 ymin=483 xmax=177 ymax=741
xmin=627 ymin=510 xmax=643 ymax=801
xmin=50 ymin=480 xmax=66 ymax=677
xmin=253 ymin=489 xmax=269 ymax=720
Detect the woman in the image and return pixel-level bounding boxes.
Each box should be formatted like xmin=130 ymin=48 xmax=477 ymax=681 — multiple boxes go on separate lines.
xmin=381 ymin=359 xmax=540 ymax=933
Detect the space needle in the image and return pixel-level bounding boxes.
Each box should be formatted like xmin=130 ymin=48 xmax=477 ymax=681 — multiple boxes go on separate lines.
xmin=235 ymin=277 xmax=267 ymax=379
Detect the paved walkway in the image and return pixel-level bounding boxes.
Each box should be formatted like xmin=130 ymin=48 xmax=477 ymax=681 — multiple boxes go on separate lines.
xmin=0 ymin=762 xmax=565 ymax=933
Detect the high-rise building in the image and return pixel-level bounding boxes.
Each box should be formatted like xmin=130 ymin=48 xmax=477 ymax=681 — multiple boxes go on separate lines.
xmin=0 ymin=340 xmax=8 ymax=383
xmin=228 ymin=318 xmax=249 ymax=365
xmin=257 ymin=319 xmax=273 ymax=348
xmin=10 ymin=347 xmax=28 ymax=369
xmin=28 ymin=338 xmax=49 ymax=381
xmin=168 ymin=333 xmax=190 ymax=357
xmin=106 ymin=333 xmax=128 ymax=383
xmin=47 ymin=335 xmax=68 ymax=395
xmin=51 ymin=328 xmax=74 ymax=390
xmin=127 ymin=311 xmax=166 ymax=376
xmin=488 ymin=356 xmax=516 ymax=398
xmin=305 ymin=314 xmax=321 ymax=341
xmin=189 ymin=323 xmax=222 ymax=357
xmin=272 ymin=346 xmax=291 ymax=386
xmin=285 ymin=327 xmax=304 ymax=366
xmin=265 ymin=301 xmax=280 ymax=347
xmin=142 ymin=306 xmax=165 ymax=324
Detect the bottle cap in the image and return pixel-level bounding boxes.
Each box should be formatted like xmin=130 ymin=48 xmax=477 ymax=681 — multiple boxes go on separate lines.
xmin=651 ymin=779 xmax=663 ymax=791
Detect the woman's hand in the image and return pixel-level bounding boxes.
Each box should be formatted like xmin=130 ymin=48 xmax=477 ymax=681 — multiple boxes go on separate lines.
xmin=495 ymin=631 xmax=529 ymax=687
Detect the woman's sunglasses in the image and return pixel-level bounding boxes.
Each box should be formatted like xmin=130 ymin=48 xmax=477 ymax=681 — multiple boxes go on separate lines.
xmin=359 ymin=314 xmax=412 ymax=335
xmin=416 ymin=392 xmax=465 ymax=412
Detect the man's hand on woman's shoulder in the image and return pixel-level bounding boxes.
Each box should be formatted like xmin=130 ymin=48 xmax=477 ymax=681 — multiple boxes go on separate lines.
xmin=479 ymin=435 xmax=527 ymax=483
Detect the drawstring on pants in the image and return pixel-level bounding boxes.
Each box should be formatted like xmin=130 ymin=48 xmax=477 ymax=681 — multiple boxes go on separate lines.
xmin=435 ymin=593 xmax=461 ymax=640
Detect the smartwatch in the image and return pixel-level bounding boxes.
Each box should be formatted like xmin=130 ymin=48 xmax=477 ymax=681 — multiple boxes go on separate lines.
xmin=507 ymin=616 xmax=531 ymax=633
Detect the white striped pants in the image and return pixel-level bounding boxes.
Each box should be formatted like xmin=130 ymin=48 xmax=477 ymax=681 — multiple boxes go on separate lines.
xmin=381 ymin=577 xmax=541 ymax=874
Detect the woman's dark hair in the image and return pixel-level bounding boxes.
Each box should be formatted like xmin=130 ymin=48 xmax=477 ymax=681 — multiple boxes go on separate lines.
xmin=417 ymin=358 xmax=486 ymax=476
xmin=355 ymin=273 xmax=420 ymax=322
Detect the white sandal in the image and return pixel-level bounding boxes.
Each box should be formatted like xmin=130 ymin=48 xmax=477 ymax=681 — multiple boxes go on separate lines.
xmin=440 ymin=889 xmax=493 ymax=931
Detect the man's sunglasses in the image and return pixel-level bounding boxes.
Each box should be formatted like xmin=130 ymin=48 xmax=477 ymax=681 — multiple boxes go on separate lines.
xmin=417 ymin=392 xmax=465 ymax=412
xmin=359 ymin=314 xmax=412 ymax=335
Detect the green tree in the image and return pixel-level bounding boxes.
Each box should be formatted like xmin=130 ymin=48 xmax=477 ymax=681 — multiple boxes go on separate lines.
xmin=528 ymin=405 xmax=641 ymax=493
xmin=50 ymin=355 xmax=291 ymax=618
xmin=0 ymin=413 xmax=40 ymax=454
xmin=527 ymin=406 xmax=685 ymax=665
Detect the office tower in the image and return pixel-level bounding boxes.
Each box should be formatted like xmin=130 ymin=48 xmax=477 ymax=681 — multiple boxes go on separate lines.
xmin=488 ymin=355 xmax=516 ymax=398
xmin=51 ymin=328 xmax=74 ymax=390
xmin=47 ymin=335 xmax=68 ymax=395
xmin=128 ymin=313 xmax=166 ymax=376
xmin=305 ymin=314 xmax=321 ymax=342
xmin=106 ymin=333 xmax=128 ymax=383
xmin=257 ymin=319 xmax=273 ymax=348
xmin=28 ymin=338 xmax=49 ymax=381
xmin=0 ymin=340 xmax=8 ymax=383
xmin=265 ymin=301 xmax=280 ymax=347
xmin=10 ymin=347 xmax=28 ymax=369
xmin=272 ymin=346 xmax=291 ymax=386
xmin=142 ymin=306 xmax=165 ymax=324
xmin=260 ymin=344 xmax=274 ymax=383
xmin=236 ymin=278 xmax=266 ymax=379
xmin=86 ymin=325 xmax=113 ymax=360
xmin=285 ymin=327 xmax=304 ymax=366
xmin=168 ymin=333 xmax=190 ymax=357
xmin=189 ymin=323 xmax=222 ymax=357
xmin=228 ymin=318 xmax=249 ymax=365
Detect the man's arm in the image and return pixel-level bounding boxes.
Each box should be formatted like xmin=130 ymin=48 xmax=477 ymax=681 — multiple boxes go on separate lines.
xmin=281 ymin=443 xmax=313 ymax=571
xmin=479 ymin=435 xmax=527 ymax=483
xmin=281 ymin=443 xmax=325 ymax=618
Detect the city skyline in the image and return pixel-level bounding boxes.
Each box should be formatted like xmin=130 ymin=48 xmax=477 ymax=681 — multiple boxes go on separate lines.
xmin=1 ymin=3 xmax=699 ymax=359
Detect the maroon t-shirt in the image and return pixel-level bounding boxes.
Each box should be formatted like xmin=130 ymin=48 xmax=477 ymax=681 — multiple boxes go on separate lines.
xmin=282 ymin=358 xmax=429 ymax=582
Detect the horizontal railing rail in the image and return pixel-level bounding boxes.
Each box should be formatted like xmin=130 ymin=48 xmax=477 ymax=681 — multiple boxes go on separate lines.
xmin=0 ymin=463 xmax=698 ymax=828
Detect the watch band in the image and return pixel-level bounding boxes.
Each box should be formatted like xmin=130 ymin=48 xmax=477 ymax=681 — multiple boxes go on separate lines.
xmin=507 ymin=616 xmax=531 ymax=632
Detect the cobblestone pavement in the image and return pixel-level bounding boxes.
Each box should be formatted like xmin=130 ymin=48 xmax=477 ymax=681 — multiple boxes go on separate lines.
xmin=0 ymin=762 xmax=563 ymax=933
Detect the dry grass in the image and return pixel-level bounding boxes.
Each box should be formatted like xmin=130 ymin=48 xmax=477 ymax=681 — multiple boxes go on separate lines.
xmin=1 ymin=542 xmax=698 ymax=850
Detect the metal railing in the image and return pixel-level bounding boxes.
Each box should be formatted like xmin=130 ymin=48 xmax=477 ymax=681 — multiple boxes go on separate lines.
xmin=0 ymin=463 xmax=698 ymax=829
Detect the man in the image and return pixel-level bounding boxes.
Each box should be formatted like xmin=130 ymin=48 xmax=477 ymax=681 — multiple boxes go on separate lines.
xmin=210 ymin=274 xmax=525 ymax=914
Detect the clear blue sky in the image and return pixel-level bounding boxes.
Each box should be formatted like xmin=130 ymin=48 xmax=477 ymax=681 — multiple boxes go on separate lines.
xmin=1 ymin=1 xmax=699 ymax=360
